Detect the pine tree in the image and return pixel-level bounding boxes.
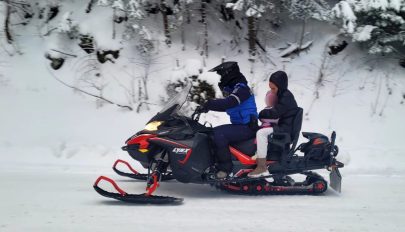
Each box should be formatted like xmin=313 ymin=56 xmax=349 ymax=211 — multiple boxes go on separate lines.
xmin=331 ymin=0 xmax=405 ymax=56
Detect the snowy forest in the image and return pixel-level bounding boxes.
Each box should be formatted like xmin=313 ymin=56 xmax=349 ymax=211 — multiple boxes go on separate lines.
xmin=1 ymin=0 xmax=405 ymax=112
xmin=0 ymin=0 xmax=405 ymax=231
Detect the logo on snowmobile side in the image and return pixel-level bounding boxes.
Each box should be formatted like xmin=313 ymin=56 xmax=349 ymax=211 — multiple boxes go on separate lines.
xmin=172 ymin=148 xmax=190 ymax=154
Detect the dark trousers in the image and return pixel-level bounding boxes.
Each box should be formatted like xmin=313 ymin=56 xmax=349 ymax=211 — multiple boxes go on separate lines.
xmin=213 ymin=124 xmax=256 ymax=173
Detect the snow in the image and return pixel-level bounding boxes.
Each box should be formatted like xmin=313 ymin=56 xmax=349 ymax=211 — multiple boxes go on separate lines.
xmin=332 ymin=1 xmax=357 ymax=33
xmin=280 ymin=43 xmax=299 ymax=57
xmin=57 ymin=12 xmax=75 ymax=33
xmin=353 ymin=25 xmax=376 ymax=41
xmin=128 ymin=0 xmax=145 ymax=19
xmin=228 ymin=0 xmax=244 ymax=11
xmin=79 ymin=7 xmax=121 ymax=50
xmin=246 ymin=7 xmax=258 ymax=17
xmin=369 ymin=0 xmax=389 ymax=10
xmin=388 ymin=0 xmax=403 ymax=11
xmin=98 ymin=0 xmax=111 ymax=7
xmin=1 ymin=1 xmax=405 ymax=231
xmin=112 ymin=0 xmax=124 ymax=10
xmin=1 ymin=170 xmax=405 ymax=232
xmin=184 ymin=59 xmax=202 ymax=76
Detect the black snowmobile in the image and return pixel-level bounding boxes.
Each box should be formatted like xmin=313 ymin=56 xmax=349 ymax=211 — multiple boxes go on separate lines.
xmin=94 ymin=82 xmax=343 ymax=204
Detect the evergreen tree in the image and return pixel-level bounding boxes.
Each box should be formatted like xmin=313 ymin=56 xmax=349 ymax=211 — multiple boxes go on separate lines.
xmin=331 ymin=0 xmax=405 ymax=56
xmin=283 ymin=0 xmax=330 ymax=54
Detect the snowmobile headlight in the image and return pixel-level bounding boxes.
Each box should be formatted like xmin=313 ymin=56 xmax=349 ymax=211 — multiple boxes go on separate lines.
xmin=144 ymin=121 xmax=162 ymax=131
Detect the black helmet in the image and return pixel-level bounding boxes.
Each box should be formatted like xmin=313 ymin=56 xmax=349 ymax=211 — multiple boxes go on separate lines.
xmin=209 ymin=61 xmax=247 ymax=90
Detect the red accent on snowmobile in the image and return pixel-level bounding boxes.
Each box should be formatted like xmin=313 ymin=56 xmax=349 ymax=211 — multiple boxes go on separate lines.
xmin=127 ymin=134 xmax=156 ymax=149
xmin=149 ymin=137 xmax=192 ymax=164
xmin=224 ymin=184 xmax=241 ymax=191
xmin=112 ymin=159 xmax=175 ymax=181
xmin=229 ymin=146 xmax=256 ymax=165
xmin=229 ymin=146 xmax=277 ymax=166
xmin=234 ymin=169 xmax=253 ymax=177
xmin=315 ymin=182 xmax=326 ymax=191
xmin=113 ymin=159 xmax=139 ymax=174
xmin=93 ymin=175 xmax=183 ymax=204
xmin=146 ymin=174 xmax=159 ymax=196
xmin=179 ymin=149 xmax=193 ymax=164
xmin=94 ymin=176 xmax=127 ymax=196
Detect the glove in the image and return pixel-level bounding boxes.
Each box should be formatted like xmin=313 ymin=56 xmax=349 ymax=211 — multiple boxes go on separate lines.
xmin=195 ymin=104 xmax=209 ymax=114
xmin=258 ymin=109 xmax=266 ymax=119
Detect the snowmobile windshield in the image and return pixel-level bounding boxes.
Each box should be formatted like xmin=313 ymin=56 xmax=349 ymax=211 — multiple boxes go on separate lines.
xmin=159 ymin=81 xmax=192 ymax=114
xmin=149 ymin=82 xmax=192 ymax=122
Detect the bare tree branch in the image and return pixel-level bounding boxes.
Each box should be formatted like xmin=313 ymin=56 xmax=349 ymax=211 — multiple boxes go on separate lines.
xmin=50 ymin=49 xmax=78 ymax=58
xmin=48 ymin=69 xmax=133 ymax=111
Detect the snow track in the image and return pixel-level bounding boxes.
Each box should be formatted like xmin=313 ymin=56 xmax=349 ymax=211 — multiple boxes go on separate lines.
xmin=0 ymin=167 xmax=404 ymax=232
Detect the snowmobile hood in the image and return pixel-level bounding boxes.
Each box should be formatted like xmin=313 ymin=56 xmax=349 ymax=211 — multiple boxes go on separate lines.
xmin=269 ymin=71 xmax=288 ymax=91
xmin=209 ymin=61 xmax=247 ymax=90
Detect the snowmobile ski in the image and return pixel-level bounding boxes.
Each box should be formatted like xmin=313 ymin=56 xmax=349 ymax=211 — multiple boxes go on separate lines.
xmin=93 ymin=176 xmax=183 ymax=205
xmin=112 ymin=159 xmax=174 ymax=181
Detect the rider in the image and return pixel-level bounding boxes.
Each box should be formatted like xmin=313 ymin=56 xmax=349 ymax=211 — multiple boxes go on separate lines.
xmin=197 ymin=61 xmax=258 ymax=179
xmin=249 ymin=70 xmax=298 ymax=176
xmin=258 ymin=71 xmax=298 ymax=135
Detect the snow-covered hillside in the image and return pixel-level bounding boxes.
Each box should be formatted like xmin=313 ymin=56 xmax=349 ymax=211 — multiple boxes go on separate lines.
xmin=1 ymin=1 xmax=405 ymax=231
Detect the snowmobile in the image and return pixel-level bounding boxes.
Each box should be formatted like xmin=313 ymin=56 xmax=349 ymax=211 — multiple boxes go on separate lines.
xmin=94 ymin=82 xmax=343 ymax=204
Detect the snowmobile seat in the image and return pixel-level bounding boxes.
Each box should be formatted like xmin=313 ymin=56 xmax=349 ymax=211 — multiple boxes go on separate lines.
xmin=230 ymin=138 xmax=256 ymax=157
xmin=266 ymin=107 xmax=303 ymax=161
xmin=301 ymin=132 xmax=328 ymax=140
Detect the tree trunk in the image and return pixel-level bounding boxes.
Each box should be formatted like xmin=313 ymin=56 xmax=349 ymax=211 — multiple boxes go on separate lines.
xmin=85 ymin=0 xmax=97 ymax=13
xmin=248 ymin=16 xmax=256 ymax=57
xmin=181 ymin=1 xmax=186 ymax=50
xmin=201 ymin=0 xmax=208 ymax=58
xmin=297 ymin=18 xmax=307 ymax=56
xmin=160 ymin=0 xmax=171 ymax=45
xmin=5 ymin=0 xmax=13 ymax=44
xmin=186 ymin=2 xmax=191 ymax=24
xmin=112 ymin=8 xmax=116 ymax=39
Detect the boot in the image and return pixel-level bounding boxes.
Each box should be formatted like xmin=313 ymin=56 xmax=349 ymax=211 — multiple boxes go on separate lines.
xmin=248 ymin=158 xmax=269 ymax=178
xmin=215 ymin=170 xmax=229 ymax=179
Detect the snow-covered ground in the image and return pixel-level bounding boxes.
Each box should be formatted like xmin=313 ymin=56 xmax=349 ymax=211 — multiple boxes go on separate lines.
xmin=1 ymin=1 xmax=405 ymax=231
xmin=0 ymin=168 xmax=404 ymax=232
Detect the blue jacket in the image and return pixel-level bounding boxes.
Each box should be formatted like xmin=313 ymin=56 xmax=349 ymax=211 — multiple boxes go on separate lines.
xmin=205 ymin=83 xmax=258 ymax=124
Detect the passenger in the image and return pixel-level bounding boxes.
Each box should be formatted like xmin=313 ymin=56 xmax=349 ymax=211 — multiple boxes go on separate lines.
xmin=248 ymin=91 xmax=278 ymax=177
xmin=196 ymin=61 xmax=258 ymax=179
xmin=248 ymin=71 xmax=298 ymax=177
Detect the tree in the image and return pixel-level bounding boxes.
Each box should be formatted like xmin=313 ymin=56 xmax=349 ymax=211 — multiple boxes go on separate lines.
xmin=331 ymin=0 xmax=405 ymax=58
xmin=0 ymin=0 xmax=35 ymax=54
xmin=283 ymin=0 xmax=330 ymax=55
xmin=227 ymin=0 xmax=274 ymax=58
xmin=201 ymin=0 xmax=208 ymax=58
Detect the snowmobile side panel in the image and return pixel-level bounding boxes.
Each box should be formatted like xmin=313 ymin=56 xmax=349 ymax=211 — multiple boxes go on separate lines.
xmin=150 ymin=133 xmax=212 ymax=183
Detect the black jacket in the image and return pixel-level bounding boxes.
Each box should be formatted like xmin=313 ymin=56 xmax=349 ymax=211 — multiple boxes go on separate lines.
xmin=258 ymin=71 xmax=298 ymax=134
